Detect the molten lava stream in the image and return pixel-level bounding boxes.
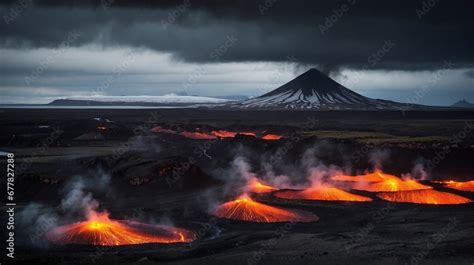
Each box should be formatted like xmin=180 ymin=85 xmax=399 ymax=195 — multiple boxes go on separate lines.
xmin=274 ymin=186 xmax=372 ymax=202
xmin=47 ymin=212 xmax=196 ymax=246
xmin=213 ymin=195 xmax=318 ymax=223
xmin=149 ymin=126 xmax=177 ymax=134
xmin=377 ymin=190 xmax=471 ymax=205
xmin=180 ymin=131 xmax=217 ymax=140
xmin=248 ymin=180 xmax=278 ymax=193
xmin=442 ymin=180 xmax=474 ymax=192
xmin=239 ymin=132 xmax=257 ymax=137
xmin=261 ymin=134 xmax=283 ymax=140
xmin=211 ymin=130 xmax=237 ymax=138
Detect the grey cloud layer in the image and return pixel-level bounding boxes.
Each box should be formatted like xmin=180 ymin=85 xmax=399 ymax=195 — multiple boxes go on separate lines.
xmin=1 ymin=0 xmax=473 ymax=72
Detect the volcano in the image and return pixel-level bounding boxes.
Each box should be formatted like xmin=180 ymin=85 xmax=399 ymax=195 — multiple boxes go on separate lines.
xmin=335 ymin=171 xmax=433 ymax=192
xmin=213 ymin=195 xmax=318 ymax=223
xmin=46 ymin=212 xmax=196 ymax=246
xmin=451 ymin=99 xmax=474 ymax=108
xmin=232 ymin=68 xmax=418 ymax=110
xmin=442 ymin=180 xmax=474 ymax=192
xmin=377 ymin=190 xmax=471 ymax=205
xmin=332 ymin=171 xmax=397 ymax=183
xmin=274 ymin=186 xmax=372 ymax=202
xmin=353 ymin=177 xmax=432 ymax=192
xmin=247 ymin=179 xmax=278 ymax=194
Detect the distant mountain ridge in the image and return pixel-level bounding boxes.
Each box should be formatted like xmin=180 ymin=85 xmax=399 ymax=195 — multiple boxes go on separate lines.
xmin=451 ymin=99 xmax=474 ymax=108
xmin=230 ymin=68 xmax=428 ymax=110
xmin=49 ymin=95 xmax=230 ymax=106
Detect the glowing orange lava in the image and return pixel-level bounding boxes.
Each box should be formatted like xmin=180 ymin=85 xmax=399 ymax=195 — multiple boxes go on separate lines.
xmin=377 ymin=190 xmax=471 ymax=205
xmin=211 ymin=130 xmax=237 ymax=138
xmin=332 ymin=171 xmax=397 ymax=183
xmin=213 ymin=195 xmax=318 ymax=223
xmin=180 ymin=131 xmax=217 ymax=140
xmin=46 ymin=212 xmax=196 ymax=246
xmin=335 ymin=171 xmax=433 ymax=192
xmin=151 ymin=127 xmax=283 ymax=140
xmin=274 ymin=186 xmax=372 ymax=202
xmin=211 ymin=130 xmax=255 ymax=138
xmin=200 ymin=130 xmax=257 ymax=139
xmin=441 ymin=180 xmax=474 ymax=192
xmin=354 ymin=178 xmax=432 ymax=192
xmin=248 ymin=180 xmax=278 ymax=193
xmin=239 ymin=132 xmax=257 ymax=137
xmin=261 ymin=134 xmax=283 ymax=140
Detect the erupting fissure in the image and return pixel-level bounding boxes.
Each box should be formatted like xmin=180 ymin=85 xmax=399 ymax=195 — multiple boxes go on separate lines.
xmin=274 ymin=185 xmax=372 ymax=202
xmin=213 ymin=194 xmax=318 ymax=223
xmin=377 ymin=190 xmax=471 ymax=205
xmin=46 ymin=211 xmax=196 ymax=246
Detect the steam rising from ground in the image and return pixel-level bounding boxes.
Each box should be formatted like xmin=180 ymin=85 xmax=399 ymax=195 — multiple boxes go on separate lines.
xmin=369 ymin=149 xmax=391 ymax=171
xmin=18 ymin=170 xmax=112 ymax=247
xmin=211 ymin=141 xmax=438 ymax=200
xmin=402 ymin=163 xmax=429 ymax=181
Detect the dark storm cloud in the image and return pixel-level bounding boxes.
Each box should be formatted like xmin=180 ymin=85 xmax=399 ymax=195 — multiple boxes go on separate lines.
xmin=1 ymin=0 xmax=473 ymax=72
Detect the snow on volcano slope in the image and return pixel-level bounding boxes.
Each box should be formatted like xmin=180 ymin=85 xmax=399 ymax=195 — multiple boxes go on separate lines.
xmin=231 ymin=68 xmax=412 ymax=110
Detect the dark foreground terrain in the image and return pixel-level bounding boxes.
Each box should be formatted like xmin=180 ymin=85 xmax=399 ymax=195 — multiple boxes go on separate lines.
xmin=1 ymin=108 xmax=474 ymax=265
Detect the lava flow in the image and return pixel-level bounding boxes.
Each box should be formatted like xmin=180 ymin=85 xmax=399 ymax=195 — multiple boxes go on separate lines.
xmin=151 ymin=126 xmax=283 ymax=140
xmin=337 ymin=171 xmax=433 ymax=192
xmin=213 ymin=194 xmax=318 ymax=223
xmin=248 ymin=180 xmax=278 ymax=193
xmin=210 ymin=130 xmax=257 ymax=138
xmin=274 ymin=185 xmax=372 ymax=202
xmin=239 ymin=131 xmax=257 ymax=137
xmin=46 ymin=211 xmax=196 ymax=246
xmin=180 ymin=131 xmax=217 ymax=140
xmin=441 ymin=180 xmax=474 ymax=192
xmin=261 ymin=134 xmax=283 ymax=140
xmin=377 ymin=190 xmax=471 ymax=205
xmin=355 ymin=178 xmax=432 ymax=192
xmin=211 ymin=130 xmax=237 ymax=138
xmin=332 ymin=171 xmax=397 ymax=183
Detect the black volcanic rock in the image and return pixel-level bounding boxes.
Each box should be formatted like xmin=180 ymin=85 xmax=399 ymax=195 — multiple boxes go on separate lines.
xmin=232 ymin=68 xmax=424 ymax=110
xmin=264 ymin=68 xmax=357 ymax=98
xmin=451 ymin=99 xmax=474 ymax=108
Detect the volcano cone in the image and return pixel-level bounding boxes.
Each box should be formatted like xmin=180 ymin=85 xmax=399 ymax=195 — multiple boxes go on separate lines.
xmin=213 ymin=196 xmax=318 ymax=223
xmin=377 ymin=190 xmax=471 ymax=205
xmin=275 ymin=186 xmax=372 ymax=202
xmin=47 ymin=212 xmax=196 ymax=246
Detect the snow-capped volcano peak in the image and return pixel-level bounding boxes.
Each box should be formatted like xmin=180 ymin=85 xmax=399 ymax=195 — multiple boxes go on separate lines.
xmin=232 ymin=68 xmax=407 ymax=110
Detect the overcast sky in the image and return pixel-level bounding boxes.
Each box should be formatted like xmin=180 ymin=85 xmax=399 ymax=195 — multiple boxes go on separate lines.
xmin=1 ymin=0 xmax=473 ymax=105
